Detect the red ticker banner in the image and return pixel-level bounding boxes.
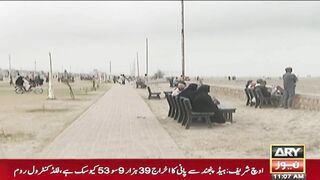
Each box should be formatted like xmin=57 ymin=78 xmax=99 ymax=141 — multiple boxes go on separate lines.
xmin=0 ymin=159 xmax=319 ymax=180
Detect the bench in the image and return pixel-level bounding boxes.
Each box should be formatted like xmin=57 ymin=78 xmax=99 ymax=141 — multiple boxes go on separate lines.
xmin=147 ymin=86 xmax=161 ymax=99
xmin=183 ymin=98 xmax=215 ymax=129
xmin=136 ymin=79 xmax=146 ymax=88
xmin=166 ymin=96 xmax=236 ymax=129
xmin=165 ymin=93 xmax=174 ymax=117
xmin=217 ymin=104 xmax=236 ymax=123
xmin=173 ymin=95 xmax=180 ymax=120
xmin=167 ymin=95 xmax=176 ymax=118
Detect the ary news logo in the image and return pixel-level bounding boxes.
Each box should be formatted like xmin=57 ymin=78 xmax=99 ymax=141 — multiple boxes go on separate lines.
xmin=270 ymin=144 xmax=306 ymax=180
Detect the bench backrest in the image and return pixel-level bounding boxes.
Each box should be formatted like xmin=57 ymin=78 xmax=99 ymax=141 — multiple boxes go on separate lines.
xmin=179 ymin=96 xmax=188 ymax=111
xmin=183 ymin=98 xmax=192 ymax=112
xmin=169 ymin=95 xmax=175 ymax=110
xmin=174 ymin=96 xmax=181 ymax=113
xmin=167 ymin=94 xmax=173 ymax=108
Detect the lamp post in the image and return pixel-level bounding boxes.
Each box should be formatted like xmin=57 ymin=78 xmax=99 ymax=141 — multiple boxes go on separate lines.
xmin=109 ymin=61 xmax=111 ymax=80
xmin=146 ymin=38 xmax=149 ymax=77
xmin=8 ymin=54 xmax=12 ymax=85
xmin=136 ymin=52 xmax=140 ymax=77
xmin=181 ymin=0 xmax=185 ymax=80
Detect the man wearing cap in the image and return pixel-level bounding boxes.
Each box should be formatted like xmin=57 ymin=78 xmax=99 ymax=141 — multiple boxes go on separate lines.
xmin=282 ymin=67 xmax=298 ymax=109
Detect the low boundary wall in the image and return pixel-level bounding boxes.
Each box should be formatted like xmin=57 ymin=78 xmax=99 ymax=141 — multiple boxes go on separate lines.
xmin=211 ymin=85 xmax=320 ymax=111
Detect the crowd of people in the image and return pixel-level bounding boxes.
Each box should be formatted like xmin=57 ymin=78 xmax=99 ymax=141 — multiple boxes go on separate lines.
xmin=245 ymin=67 xmax=298 ymax=109
xmin=15 ymin=73 xmax=44 ymax=92
xmin=113 ymin=74 xmax=131 ymax=85
xmin=171 ymin=80 xmax=226 ymax=124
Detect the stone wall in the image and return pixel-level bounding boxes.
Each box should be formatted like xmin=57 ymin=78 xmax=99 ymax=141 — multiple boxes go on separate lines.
xmin=211 ymin=85 xmax=320 ymax=111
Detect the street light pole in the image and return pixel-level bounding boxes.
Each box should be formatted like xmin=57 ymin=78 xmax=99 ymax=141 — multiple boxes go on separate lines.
xmin=146 ymin=38 xmax=149 ymax=77
xmin=8 ymin=54 xmax=11 ymax=77
xmin=109 ymin=60 xmax=111 ymax=80
xmin=136 ymin=52 xmax=140 ymax=77
xmin=181 ymin=0 xmax=185 ymax=80
xmin=34 ymin=60 xmax=37 ymax=74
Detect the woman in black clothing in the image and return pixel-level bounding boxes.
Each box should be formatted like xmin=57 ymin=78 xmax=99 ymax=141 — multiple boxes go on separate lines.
xmin=178 ymin=83 xmax=198 ymax=101
xmin=192 ymin=85 xmax=225 ymax=124
xmin=245 ymin=80 xmax=253 ymax=89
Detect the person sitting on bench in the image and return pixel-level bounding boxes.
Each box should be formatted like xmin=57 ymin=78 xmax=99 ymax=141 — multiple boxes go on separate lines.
xmin=192 ymin=85 xmax=226 ymax=124
xmin=172 ymin=81 xmax=186 ymax=96
xmin=178 ymin=83 xmax=198 ymax=100
xmin=255 ymin=79 xmax=271 ymax=98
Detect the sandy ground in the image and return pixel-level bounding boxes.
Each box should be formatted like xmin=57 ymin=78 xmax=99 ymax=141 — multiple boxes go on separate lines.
xmin=0 ymin=80 xmax=110 ymax=158
xmin=137 ymin=82 xmax=320 ymax=158
xmin=1 ymin=78 xmax=319 ymax=159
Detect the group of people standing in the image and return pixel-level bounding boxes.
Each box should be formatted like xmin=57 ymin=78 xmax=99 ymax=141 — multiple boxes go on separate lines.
xmin=172 ymin=81 xmax=226 ymax=124
xmin=113 ymin=74 xmax=127 ymax=85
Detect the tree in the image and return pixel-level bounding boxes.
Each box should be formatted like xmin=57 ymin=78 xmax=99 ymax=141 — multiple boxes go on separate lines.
xmin=48 ymin=52 xmax=55 ymax=100
xmin=153 ymin=70 xmax=165 ymax=79
xmin=63 ymin=70 xmax=75 ymax=100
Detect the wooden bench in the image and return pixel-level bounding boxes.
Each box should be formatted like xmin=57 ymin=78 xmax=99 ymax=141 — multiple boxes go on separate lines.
xmin=173 ymin=95 xmax=180 ymax=120
xmin=147 ymin=86 xmax=161 ymax=99
xmin=165 ymin=94 xmax=174 ymax=117
xmin=136 ymin=82 xmax=146 ymax=88
xmin=217 ymin=104 xmax=236 ymax=123
xmin=136 ymin=79 xmax=146 ymax=88
xmin=182 ymin=98 xmax=215 ymax=129
xmin=167 ymin=96 xmax=236 ymax=128
xmin=168 ymin=95 xmax=176 ymax=118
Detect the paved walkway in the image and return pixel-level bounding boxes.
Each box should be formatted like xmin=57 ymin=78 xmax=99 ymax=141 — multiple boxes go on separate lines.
xmin=39 ymin=84 xmax=184 ymax=158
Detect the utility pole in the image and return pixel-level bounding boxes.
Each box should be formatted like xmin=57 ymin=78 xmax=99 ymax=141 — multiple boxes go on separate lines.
xmin=8 ymin=54 xmax=13 ymax=85
xmin=133 ymin=59 xmax=136 ymax=77
xmin=105 ymin=61 xmax=107 ymax=82
xmin=34 ymin=60 xmax=37 ymax=74
xmin=8 ymin=54 xmax=11 ymax=77
xmin=181 ymin=0 xmax=185 ymax=80
xmin=136 ymin=52 xmax=140 ymax=77
xmin=146 ymin=38 xmax=149 ymax=77
xmin=48 ymin=52 xmax=55 ymax=100
xmin=109 ymin=61 xmax=111 ymax=80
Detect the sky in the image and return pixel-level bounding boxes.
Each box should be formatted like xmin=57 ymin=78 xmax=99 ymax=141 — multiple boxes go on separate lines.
xmin=0 ymin=1 xmax=320 ymax=77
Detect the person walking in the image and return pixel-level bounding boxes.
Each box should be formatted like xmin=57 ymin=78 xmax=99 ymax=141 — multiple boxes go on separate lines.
xmin=282 ymin=67 xmax=298 ymax=109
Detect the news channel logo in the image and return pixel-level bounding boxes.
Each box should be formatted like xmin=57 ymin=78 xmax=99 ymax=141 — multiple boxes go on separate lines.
xmin=270 ymin=144 xmax=306 ymax=180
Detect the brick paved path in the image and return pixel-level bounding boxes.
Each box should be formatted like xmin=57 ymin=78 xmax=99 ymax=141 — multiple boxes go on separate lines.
xmin=39 ymin=85 xmax=184 ymax=158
